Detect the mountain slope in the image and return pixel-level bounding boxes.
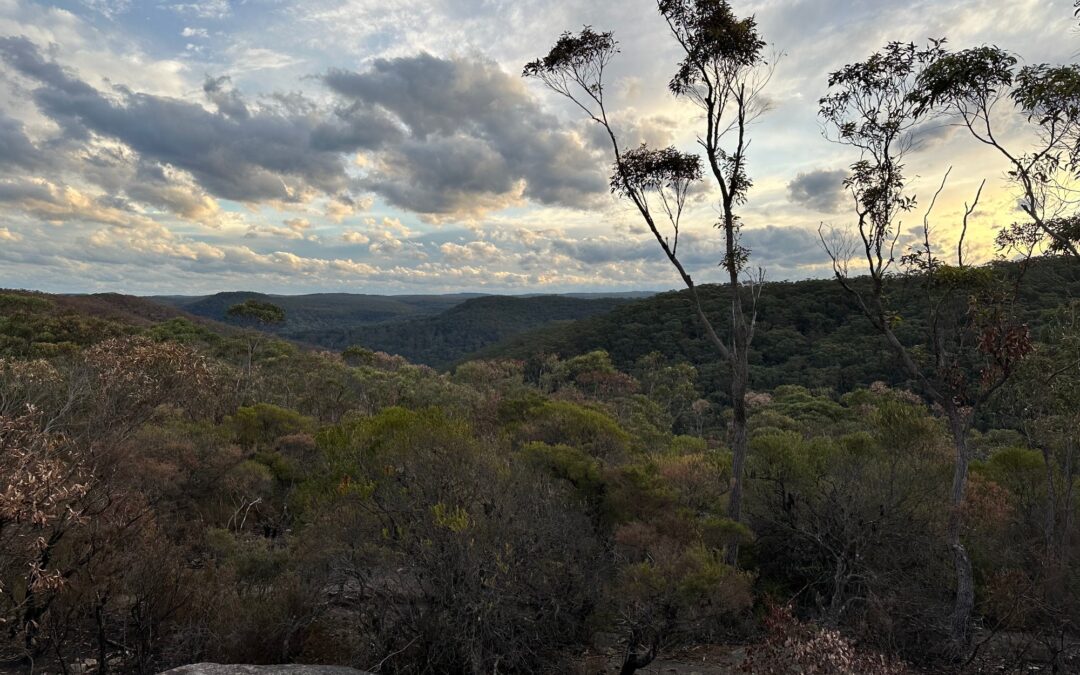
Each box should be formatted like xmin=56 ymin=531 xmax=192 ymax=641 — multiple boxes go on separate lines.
xmin=0 ymin=290 xmax=233 ymax=356
xmin=296 ymin=294 xmax=632 ymax=368
xmin=153 ymin=291 xmax=481 ymax=336
xmin=475 ymin=257 xmax=1080 ymax=399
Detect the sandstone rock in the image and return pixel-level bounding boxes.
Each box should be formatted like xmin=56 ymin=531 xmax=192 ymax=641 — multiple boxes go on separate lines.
xmin=159 ymin=664 xmax=371 ymax=675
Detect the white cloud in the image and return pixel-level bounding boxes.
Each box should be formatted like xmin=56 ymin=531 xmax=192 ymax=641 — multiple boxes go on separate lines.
xmin=341 ymin=230 xmax=370 ymax=244
xmin=170 ymin=0 xmax=230 ymax=20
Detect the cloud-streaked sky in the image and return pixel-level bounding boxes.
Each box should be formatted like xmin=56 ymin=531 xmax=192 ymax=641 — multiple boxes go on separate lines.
xmin=0 ymin=0 xmax=1075 ymax=295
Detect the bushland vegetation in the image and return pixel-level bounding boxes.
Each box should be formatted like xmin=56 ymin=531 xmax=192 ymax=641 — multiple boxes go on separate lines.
xmin=0 ymin=284 xmax=1077 ymax=673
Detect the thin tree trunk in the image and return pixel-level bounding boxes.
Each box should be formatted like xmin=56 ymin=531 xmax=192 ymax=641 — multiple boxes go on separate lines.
xmin=95 ymin=596 xmax=110 ymax=675
xmin=1063 ymin=437 xmax=1076 ymax=556
xmin=946 ymin=407 xmax=974 ymax=655
xmin=1041 ymin=443 xmax=1059 ymax=558
xmin=725 ymin=360 xmax=749 ymax=566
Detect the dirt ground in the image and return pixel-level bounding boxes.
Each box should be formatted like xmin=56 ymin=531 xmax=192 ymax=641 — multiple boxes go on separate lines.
xmin=577 ymin=645 xmax=746 ymax=675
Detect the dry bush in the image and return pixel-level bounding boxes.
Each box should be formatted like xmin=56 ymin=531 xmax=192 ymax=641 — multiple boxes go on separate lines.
xmin=740 ymin=604 xmax=911 ymax=674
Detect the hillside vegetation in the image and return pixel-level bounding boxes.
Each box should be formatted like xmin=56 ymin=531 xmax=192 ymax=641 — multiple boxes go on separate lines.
xmin=293 ymin=295 xmax=630 ymax=368
xmin=155 ymin=291 xmax=479 ymax=335
xmin=157 ymin=292 xmax=632 ymax=368
xmin=1 ymin=273 xmax=1078 ymax=673
xmin=478 ymin=257 xmax=1080 ymax=406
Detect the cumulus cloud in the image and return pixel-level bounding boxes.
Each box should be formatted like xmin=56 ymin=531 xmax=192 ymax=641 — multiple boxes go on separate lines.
xmin=341 ymin=230 xmax=369 ymax=244
xmin=322 ymin=53 xmax=607 ymax=217
xmin=123 ymin=162 xmax=221 ymax=223
xmin=325 ymin=196 xmax=368 ymax=222
xmin=0 ymin=36 xmax=357 ymax=205
xmin=1 ymin=0 xmax=1066 ymax=294
xmin=787 ymin=169 xmax=848 ymax=213
xmin=0 ymin=113 xmax=48 ymax=171
xmin=365 ymin=216 xmax=412 ymax=238
xmin=246 ymin=217 xmax=316 ymax=241
xmin=0 ymin=178 xmax=162 ymax=229
xmin=550 ymin=235 xmax=656 ymax=265
xmin=742 ymin=225 xmax=828 ymax=270
xmin=439 ymin=240 xmax=501 ymax=264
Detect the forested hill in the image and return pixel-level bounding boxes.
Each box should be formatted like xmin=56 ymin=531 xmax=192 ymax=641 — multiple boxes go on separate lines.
xmin=290 ymin=294 xmax=632 ymax=368
xmin=2 ymin=261 xmax=1079 ymax=673
xmin=0 ymin=290 xmax=236 ymax=355
xmin=153 ymin=291 xmax=639 ymax=367
xmin=153 ymin=291 xmax=481 ymax=335
xmin=475 ymin=257 xmax=1080 ymax=399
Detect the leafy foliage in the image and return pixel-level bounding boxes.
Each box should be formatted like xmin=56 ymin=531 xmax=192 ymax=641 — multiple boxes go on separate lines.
xmin=0 ymin=282 xmax=1077 ymax=672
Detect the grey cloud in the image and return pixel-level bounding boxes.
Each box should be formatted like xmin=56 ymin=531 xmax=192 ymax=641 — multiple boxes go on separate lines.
xmin=124 ymin=161 xmax=219 ymax=220
xmin=366 ymin=136 xmax=518 ymax=214
xmin=0 ymin=113 xmax=46 ymax=170
xmin=0 ymin=36 xmax=355 ymax=204
xmin=0 ymin=179 xmax=53 ymax=203
xmin=1 ymin=37 xmax=605 ymax=219
xmin=904 ymin=121 xmax=959 ymax=150
xmin=203 ymin=75 xmax=249 ymax=119
xmin=545 ymin=225 xmax=826 ymax=276
xmin=323 ymin=53 xmax=607 ymax=215
xmin=787 ymin=168 xmax=847 ymax=213
xmin=309 ymin=104 xmax=403 ymax=152
xmin=549 ymin=236 xmax=656 ymax=265
xmin=60 ymin=146 xmax=220 ymax=222
xmin=742 ymin=225 xmax=827 ymax=269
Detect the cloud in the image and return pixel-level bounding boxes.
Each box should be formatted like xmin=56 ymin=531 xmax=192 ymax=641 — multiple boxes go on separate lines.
xmin=246 ymin=217 xmax=316 ymax=241
xmin=439 ymin=240 xmax=501 ymax=264
xmin=341 ymin=230 xmax=369 ymax=244
xmin=202 ymin=75 xmax=249 ymax=119
xmin=325 ymin=195 xmax=370 ymax=222
xmin=122 ymin=161 xmax=221 ymax=223
xmin=322 ymin=53 xmax=607 ymax=217
xmin=365 ymin=216 xmax=412 ymax=237
xmin=787 ymin=169 xmax=848 ymax=213
xmin=0 ymin=113 xmax=47 ymax=171
xmin=0 ymin=0 xmax=1069 ymax=294
xmin=742 ymin=225 xmax=828 ymax=272
xmin=79 ymin=0 xmax=131 ymax=19
xmin=0 ymin=36 xmax=358 ymax=205
xmin=550 ymin=235 xmax=655 ymax=265
xmin=170 ymin=0 xmax=230 ymax=20
xmin=0 ymin=178 xmax=163 ymax=229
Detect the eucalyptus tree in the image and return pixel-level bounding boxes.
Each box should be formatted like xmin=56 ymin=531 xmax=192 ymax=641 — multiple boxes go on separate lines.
xmin=819 ymin=41 xmax=1033 ymax=655
xmin=227 ymin=299 xmax=286 ymax=389
xmin=912 ymin=45 xmax=1080 ymax=258
xmin=523 ymin=1 xmax=773 ymax=567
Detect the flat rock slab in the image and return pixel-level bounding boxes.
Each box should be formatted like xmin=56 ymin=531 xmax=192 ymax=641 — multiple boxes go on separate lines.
xmin=159 ymin=665 xmax=371 ymax=675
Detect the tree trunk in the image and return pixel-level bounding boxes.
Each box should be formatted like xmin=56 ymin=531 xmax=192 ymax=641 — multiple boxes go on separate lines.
xmin=946 ymin=407 xmax=974 ymax=655
xmin=619 ymin=635 xmax=657 ymax=675
xmin=725 ymin=354 xmax=750 ymax=566
xmin=95 ymin=596 xmax=110 ymax=675
xmin=1062 ymin=437 xmax=1076 ymax=557
xmin=1041 ymin=444 xmax=1059 ymax=558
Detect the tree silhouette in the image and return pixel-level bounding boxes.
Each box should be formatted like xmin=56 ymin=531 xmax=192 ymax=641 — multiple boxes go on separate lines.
xmin=524 ymin=0 xmax=774 ymax=580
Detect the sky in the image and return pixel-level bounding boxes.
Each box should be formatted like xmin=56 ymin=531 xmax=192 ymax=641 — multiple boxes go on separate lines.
xmin=0 ymin=0 xmax=1076 ymax=295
